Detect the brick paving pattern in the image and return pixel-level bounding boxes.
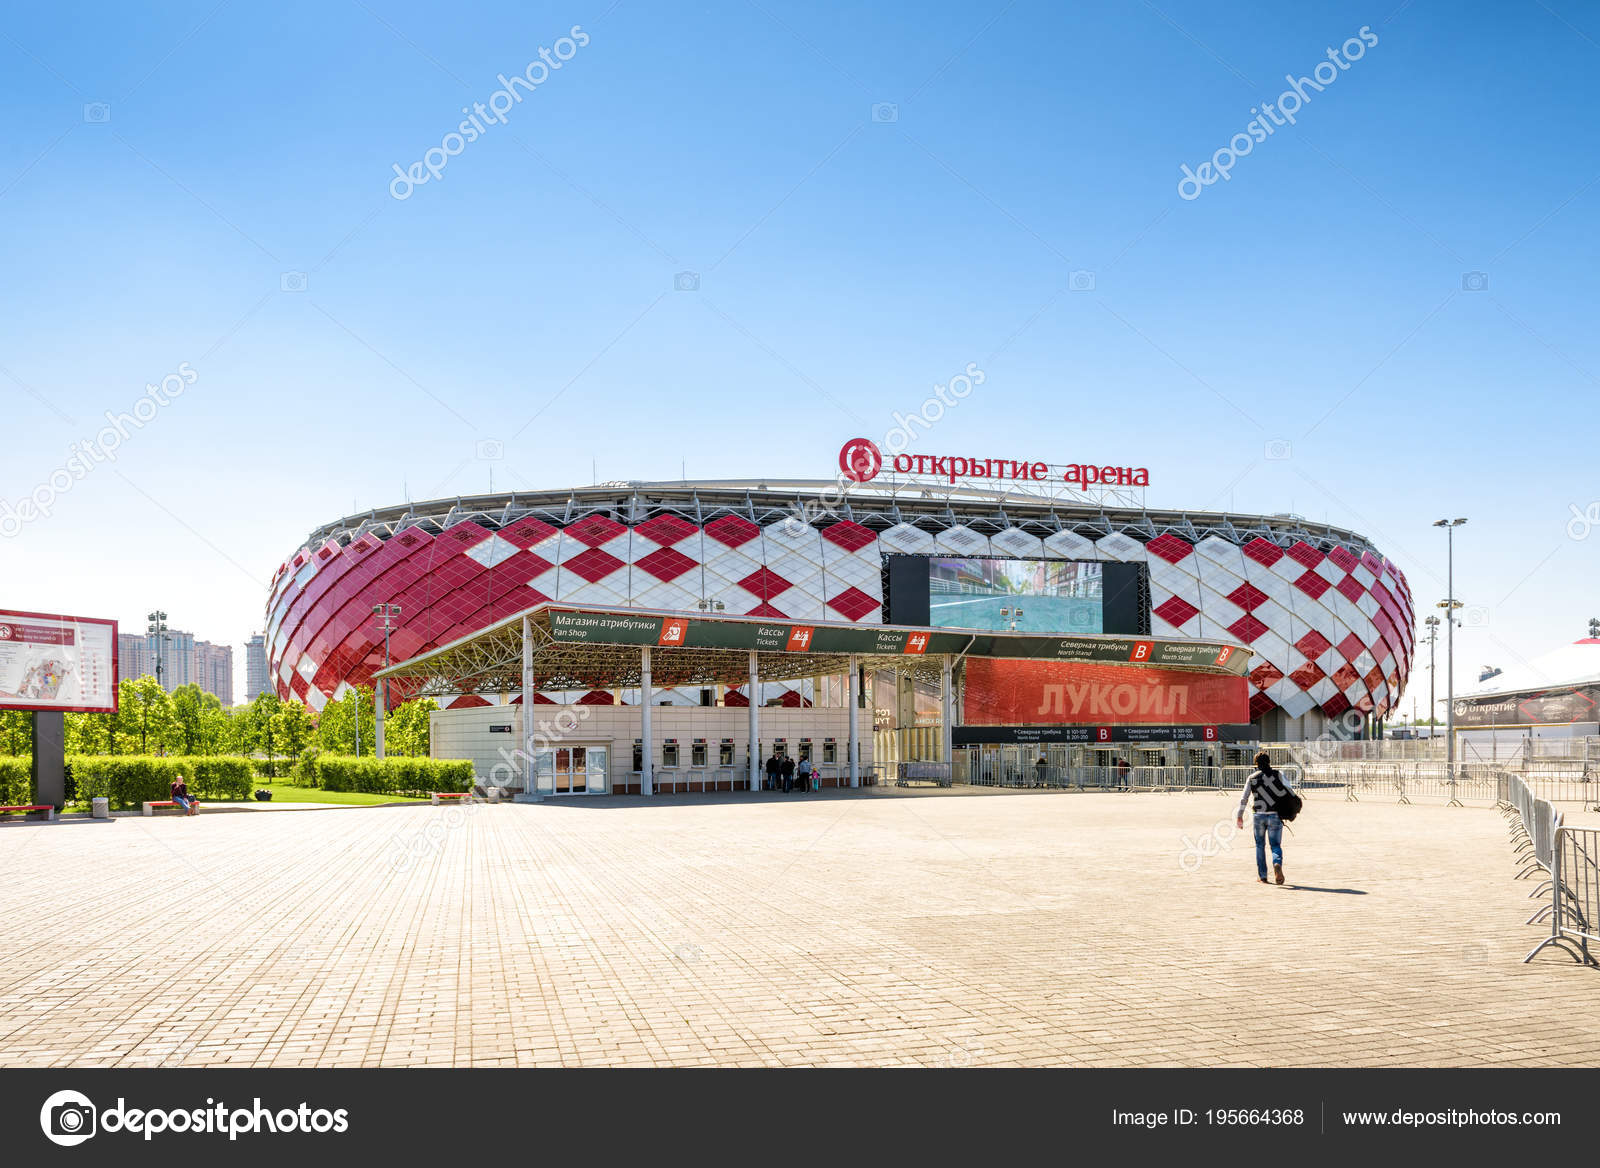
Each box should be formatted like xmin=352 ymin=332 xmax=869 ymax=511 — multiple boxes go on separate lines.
xmin=1 ymin=789 xmax=1596 ymax=1067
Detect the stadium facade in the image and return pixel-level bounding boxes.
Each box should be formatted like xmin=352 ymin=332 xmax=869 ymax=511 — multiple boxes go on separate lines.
xmin=265 ymin=465 xmax=1416 ymax=747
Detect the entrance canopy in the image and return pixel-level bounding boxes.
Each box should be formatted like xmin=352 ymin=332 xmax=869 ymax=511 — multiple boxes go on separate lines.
xmin=373 ymin=602 xmax=1252 ymax=698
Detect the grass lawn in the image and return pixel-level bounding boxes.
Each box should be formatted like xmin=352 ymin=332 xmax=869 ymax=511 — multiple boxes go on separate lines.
xmin=213 ymin=783 xmax=432 ymax=807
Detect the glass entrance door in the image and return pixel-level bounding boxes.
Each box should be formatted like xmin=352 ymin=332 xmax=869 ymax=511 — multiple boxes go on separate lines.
xmin=549 ymin=745 xmax=608 ymax=795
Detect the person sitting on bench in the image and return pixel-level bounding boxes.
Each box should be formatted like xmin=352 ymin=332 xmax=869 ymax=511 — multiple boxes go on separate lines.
xmin=170 ymin=774 xmax=199 ymax=816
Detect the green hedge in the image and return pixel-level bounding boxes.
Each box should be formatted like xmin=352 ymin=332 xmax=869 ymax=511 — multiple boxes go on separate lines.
xmin=67 ymin=756 xmax=255 ymax=809
xmin=0 ymin=757 xmax=30 ymax=806
xmin=298 ymin=755 xmax=473 ymax=797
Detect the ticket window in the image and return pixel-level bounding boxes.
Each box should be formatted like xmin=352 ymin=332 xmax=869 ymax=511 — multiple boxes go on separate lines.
xmin=632 ymin=740 xmax=643 ymax=772
xmin=774 ymin=739 xmax=788 ymax=759
xmin=822 ymin=739 xmax=837 ymax=764
xmin=691 ymin=740 xmax=708 ymax=767
xmin=798 ymin=739 xmax=812 ymax=763
xmin=662 ymin=740 xmax=680 ymax=769
xmin=719 ymin=740 xmax=735 ymax=767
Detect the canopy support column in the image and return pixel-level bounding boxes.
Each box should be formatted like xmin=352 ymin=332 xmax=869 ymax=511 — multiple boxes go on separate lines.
xmin=640 ymin=646 xmax=653 ymax=796
xmin=848 ymin=654 xmax=861 ymax=788
xmin=941 ymin=654 xmax=954 ymax=765
xmin=521 ymin=614 xmax=535 ymax=795
xmin=748 ymin=650 xmax=760 ymax=792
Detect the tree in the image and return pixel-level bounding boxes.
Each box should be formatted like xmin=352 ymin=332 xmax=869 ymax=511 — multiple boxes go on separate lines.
xmin=243 ymin=692 xmax=283 ymax=773
xmin=273 ymin=700 xmax=315 ymax=761
xmin=316 ymin=685 xmax=375 ymax=755
xmin=65 ymin=709 xmax=116 ymax=755
xmin=171 ymin=684 xmax=206 ymax=754
xmin=194 ymin=692 xmax=232 ymax=755
xmin=385 ymin=696 xmax=438 ymax=757
xmin=121 ymin=677 xmax=175 ymax=754
xmin=0 ymin=710 xmax=31 ymax=755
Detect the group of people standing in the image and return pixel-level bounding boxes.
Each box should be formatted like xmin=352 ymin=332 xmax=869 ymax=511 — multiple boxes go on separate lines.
xmin=763 ymin=752 xmax=814 ymax=793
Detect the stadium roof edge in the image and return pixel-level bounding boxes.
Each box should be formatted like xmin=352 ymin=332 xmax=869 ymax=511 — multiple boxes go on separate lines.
xmin=302 ymin=481 xmax=1381 ymax=557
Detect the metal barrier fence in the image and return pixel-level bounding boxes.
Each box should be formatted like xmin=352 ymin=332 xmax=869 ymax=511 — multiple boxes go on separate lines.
xmin=953 ymin=753 xmax=1305 ymax=794
xmin=1525 ymin=826 xmax=1599 ymax=967
xmin=1506 ymin=769 xmax=1600 ymax=968
xmin=1289 ymin=761 xmax=1599 ymax=808
xmin=896 ymin=761 xmax=952 ymax=787
xmin=1259 ymin=736 xmax=1600 ymax=765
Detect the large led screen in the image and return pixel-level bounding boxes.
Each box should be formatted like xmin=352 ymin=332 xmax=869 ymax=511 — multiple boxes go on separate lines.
xmin=928 ymin=557 xmax=1103 ymax=633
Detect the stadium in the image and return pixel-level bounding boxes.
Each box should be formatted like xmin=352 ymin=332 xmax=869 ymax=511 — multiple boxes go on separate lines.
xmin=265 ymin=449 xmax=1416 ymax=777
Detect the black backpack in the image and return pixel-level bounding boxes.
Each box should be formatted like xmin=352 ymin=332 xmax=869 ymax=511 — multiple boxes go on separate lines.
xmin=1257 ymin=769 xmax=1302 ymax=822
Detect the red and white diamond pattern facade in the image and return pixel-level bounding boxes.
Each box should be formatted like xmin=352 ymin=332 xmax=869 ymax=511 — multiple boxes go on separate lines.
xmin=268 ymin=509 xmax=1412 ymax=725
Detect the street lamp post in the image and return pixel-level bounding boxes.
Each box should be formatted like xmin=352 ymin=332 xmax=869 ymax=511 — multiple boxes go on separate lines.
xmin=145 ymin=611 xmax=169 ymax=691
xmin=372 ymin=604 xmax=402 ymax=758
xmin=1433 ymin=518 xmax=1468 ymax=767
xmin=1423 ymin=615 xmax=1440 ymax=735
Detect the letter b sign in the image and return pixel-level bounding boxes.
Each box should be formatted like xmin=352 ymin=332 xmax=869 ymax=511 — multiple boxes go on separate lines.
xmin=1129 ymin=640 xmax=1153 ymax=662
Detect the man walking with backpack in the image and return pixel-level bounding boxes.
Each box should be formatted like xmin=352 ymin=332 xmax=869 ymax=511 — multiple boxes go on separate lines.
xmin=1235 ymin=751 xmax=1299 ymax=884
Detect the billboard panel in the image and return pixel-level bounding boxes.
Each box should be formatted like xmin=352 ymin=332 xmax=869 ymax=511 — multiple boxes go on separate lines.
xmin=0 ymin=610 xmax=119 ymax=713
xmin=962 ymin=656 xmax=1248 ymax=726
xmin=1453 ymin=686 xmax=1600 ymax=728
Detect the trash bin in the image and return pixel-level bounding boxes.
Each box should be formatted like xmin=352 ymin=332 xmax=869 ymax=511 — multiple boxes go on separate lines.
xmin=91 ymin=797 xmax=110 ymax=819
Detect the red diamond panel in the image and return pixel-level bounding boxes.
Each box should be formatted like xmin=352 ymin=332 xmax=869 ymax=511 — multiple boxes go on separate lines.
xmin=737 ymin=566 xmax=793 ymax=600
xmin=820 ymin=519 xmax=877 ymax=552
xmin=1295 ymin=630 xmax=1333 ymax=660
xmin=1145 ymin=533 xmax=1194 ymax=563
xmin=1329 ymin=663 xmax=1361 ymax=690
xmin=563 ymin=515 xmax=627 ymax=548
xmin=563 ymin=546 xmax=626 ymax=583
xmin=1289 ymin=662 xmax=1326 ymax=689
xmin=1327 ymin=546 xmax=1360 ymax=572
xmin=1153 ymin=595 xmax=1200 ymax=626
xmin=704 ymin=514 xmax=761 ymax=548
xmin=633 ymin=514 xmax=698 ymax=547
xmin=1251 ymin=662 xmax=1285 ymax=689
xmin=634 ymin=545 xmax=697 ymax=583
xmin=1293 ymin=570 xmax=1332 ymax=600
xmin=1249 ymin=690 xmax=1277 ymax=720
xmin=1228 ymin=614 xmax=1269 ymax=643
xmin=441 ymin=522 xmax=491 ymax=549
xmin=1335 ymin=575 xmax=1365 ymax=604
xmin=1242 ymin=538 xmax=1284 ymax=567
xmin=826 ymin=586 xmax=881 ymax=621
xmin=1286 ymin=541 xmax=1325 ymax=569
xmin=1364 ymin=666 xmax=1385 ymax=690
xmin=746 ymin=601 xmax=788 ymax=618
xmin=1337 ymin=632 xmax=1365 ymax=662
xmin=1321 ymin=692 xmax=1352 ymax=718
xmin=1227 ymin=582 xmax=1269 ymax=611
xmin=496 ymin=516 xmax=557 ymax=548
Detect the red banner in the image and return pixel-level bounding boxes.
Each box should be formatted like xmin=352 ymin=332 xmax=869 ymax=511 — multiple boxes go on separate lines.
xmin=962 ymin=657 xmax=1247 ymax=726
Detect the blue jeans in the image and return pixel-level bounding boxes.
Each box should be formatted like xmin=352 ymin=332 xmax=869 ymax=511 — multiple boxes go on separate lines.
xmin=1253 ymin=812 xmax=1282 ymax=879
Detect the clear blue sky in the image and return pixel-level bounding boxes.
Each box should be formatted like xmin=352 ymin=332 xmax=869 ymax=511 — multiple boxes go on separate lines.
xmin=2 ymin=0 xmax=1597 ymax=710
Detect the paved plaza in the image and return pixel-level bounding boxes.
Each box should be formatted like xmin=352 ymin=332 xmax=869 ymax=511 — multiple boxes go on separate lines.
xmin=1 ymin=788 xmax=1596 ymax=1068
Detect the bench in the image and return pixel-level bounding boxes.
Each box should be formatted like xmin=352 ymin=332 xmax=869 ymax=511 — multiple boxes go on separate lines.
xmin=143 ymin=800 xmax=194 ymax=816
xmin=430 ymin=792 xmax=471 ymax=806
xmin=0 ymin=804 xmax=55 ymax=822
